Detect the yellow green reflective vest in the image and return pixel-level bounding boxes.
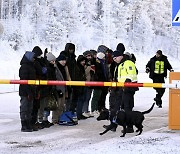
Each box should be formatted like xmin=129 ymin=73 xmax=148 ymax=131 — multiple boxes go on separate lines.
xmin=117 ymin=60 xmax=137 ymax=82
xmin=154 ymin=60 xmax=164 ymax=74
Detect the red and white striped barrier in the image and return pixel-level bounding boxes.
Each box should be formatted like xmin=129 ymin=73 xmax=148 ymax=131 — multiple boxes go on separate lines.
xmin=0 ymin=79 xmax=179 ymax=89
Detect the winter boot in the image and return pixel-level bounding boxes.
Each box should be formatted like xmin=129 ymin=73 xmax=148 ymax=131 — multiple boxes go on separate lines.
xmin=42 ymin=120 xmax=54 ymax=128
xmin=27 ymin=120 xmax=36 ymax=131
xmin=21 ymin=120 xmax=33 ymax=132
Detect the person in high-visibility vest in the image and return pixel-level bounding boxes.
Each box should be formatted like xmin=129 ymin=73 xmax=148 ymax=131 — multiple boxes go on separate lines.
xmin=146 ymin=50 xmax=174 ymax=108
xmin=113 ymin=49 xmax=138 ymax=133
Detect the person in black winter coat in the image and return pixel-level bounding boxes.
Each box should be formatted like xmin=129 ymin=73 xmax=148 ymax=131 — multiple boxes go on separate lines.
xmin=146 ymin=50 xmax=174 ymax=108
xmin=32 ymin=46 xmax=48 ymax=129
xmin=75 ymin=55 xmax=87 ymax=120
xmin=60 ymin=43 xmax=77 ymax=81
xmin=19 ymin=51 xmax=36 ymax=132
xmin=59 ymin=43 xmax=78 ymax=113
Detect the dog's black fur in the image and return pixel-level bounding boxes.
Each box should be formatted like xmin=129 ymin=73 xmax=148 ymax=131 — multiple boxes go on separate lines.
xmin=97 ymin=103 xmax=155 ymax=137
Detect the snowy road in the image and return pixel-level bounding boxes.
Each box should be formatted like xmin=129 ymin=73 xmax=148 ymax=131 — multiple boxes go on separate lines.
xmin=0 ymin=84 xmax=180 ymax=154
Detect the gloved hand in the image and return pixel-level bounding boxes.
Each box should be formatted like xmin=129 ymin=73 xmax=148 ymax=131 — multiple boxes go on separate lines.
xmin=125 ymin=78 xmax=132 ymax=82
xmin=57 ymin=90 xmax=63 ymax=98
xmin=145 ymin=68 xmax=150 ymax=73
xmin=42 ymin=67 xmax=47 ymax=74
xmin=44 ymin=48 xmax=48 ymax=54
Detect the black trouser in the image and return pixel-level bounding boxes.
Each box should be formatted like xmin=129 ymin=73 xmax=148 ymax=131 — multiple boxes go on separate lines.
xmin=98 ymin=87 xmax=108 ymax=111
xmin=122 ymin=89 xmax=135 ymax=129
xmin=153 ymin=77 xmax=165 ymax=106
xmin=109 ymin=88 xmax=123 ymax=111
xmin=20 ymin=96 xmax=33 ymax=121
xmin=31 ymin=99 xmax=40 ymax=125
xmin=70 ymin=87 xmax=78 ymax=112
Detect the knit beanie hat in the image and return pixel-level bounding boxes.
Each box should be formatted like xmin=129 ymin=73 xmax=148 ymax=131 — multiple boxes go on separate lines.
xmin=97 ymin=52 xmax=105 ymax=59
xmin=112 ymin=50 xmax=124 ymax=58
xmin=32 ymin=46 xmax=43 ymax=57
xmin=116 ymin=43 xmax=125 ymax=52
xmin=156 ymin=50 xmax=162 ymax=56
xmin=83 ymin=50 xmax=92 ymax=57
xmin=97 ymin=45 xmax=108 ymax=53
xmin=90 ymin=50 xmax=97 ymax=55
xmin=56 ymin=54 xmax=67 ymax=61
xmin=46 ymin=52 xmax=56 ymax=62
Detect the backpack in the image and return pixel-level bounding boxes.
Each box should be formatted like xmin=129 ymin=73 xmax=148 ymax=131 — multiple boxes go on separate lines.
xmin=59 ymin=111 xmax=78 ymax=126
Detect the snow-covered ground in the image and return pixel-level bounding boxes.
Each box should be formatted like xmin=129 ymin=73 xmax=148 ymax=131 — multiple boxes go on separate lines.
xmin=0 ymin=62 xmax=180 ymax=153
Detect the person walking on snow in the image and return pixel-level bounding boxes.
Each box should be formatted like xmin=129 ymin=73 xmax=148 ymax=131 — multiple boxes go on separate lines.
xmin=146 ymin=50 xmax=174 ymax=108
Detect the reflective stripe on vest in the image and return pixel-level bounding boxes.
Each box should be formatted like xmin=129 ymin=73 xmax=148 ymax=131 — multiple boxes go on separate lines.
xmin=117 ymin=60 xmax=137 ymax=82
xmin=154 ymin=61 xmax=164 ymax=74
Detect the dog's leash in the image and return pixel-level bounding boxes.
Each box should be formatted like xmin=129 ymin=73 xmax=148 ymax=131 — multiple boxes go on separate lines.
xmin=112 ymin=110 xmax=120 ymax=124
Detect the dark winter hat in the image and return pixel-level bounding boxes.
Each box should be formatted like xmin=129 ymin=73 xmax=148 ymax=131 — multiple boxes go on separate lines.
xmin=97 ymin=45 xmax=109 ymax=53
xmin=56 ymin=54 xmax=67 ymax=61
xmin=83 ymin=50 xmax=92 ymax=57
xmin=32 ymin=46 xmax=43 ymax=57
xmin=77 ymin=55 xmax=87 ymax=63
xmin=65 ymin=43 xmax=75 ymax=51
xmin=116 ymin=43 xmax=125 ymax=52
xmin=112 ymin=50 xmax=124 ymax=58
xmin=46 ymin=52 xmax=56 ymax=62
xmin=90 ymin=50 xmax=97 ymax=55
xmin=156 ymin=50 xmax=162 ymax=56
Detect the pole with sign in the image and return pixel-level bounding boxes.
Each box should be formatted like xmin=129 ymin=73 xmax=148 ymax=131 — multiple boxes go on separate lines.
xmin=172 ymin=0 xmax=180 ymax=26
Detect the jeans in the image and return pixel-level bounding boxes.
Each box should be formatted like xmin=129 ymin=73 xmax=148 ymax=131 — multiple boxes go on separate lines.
xmin=76 ymin=94 xmax=85 ymax=117
xmin=82 ymin=87 xmax=92 ymax=113
xmin=91 ymin=89 xmax=102 ymax=112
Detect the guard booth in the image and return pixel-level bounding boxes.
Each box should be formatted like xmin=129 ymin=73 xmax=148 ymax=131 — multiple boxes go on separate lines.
xmin=169 ymin=72 xmax=180 ymax=129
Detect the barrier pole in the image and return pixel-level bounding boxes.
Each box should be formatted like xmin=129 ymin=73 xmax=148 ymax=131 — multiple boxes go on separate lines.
xmin=0 ymin=79 xmax=179 ymax=89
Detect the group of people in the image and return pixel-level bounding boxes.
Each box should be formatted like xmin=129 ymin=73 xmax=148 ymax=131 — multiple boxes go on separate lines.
xmin=19 ymin=42 xmax=173 ymax=133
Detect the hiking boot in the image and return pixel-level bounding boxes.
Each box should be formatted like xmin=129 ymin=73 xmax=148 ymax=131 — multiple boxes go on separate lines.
xmin=32 ymin=124 xmax=39 ymax=131
xmin=34 ymin=122 xmax=44 ymax=130
xmin=85 ymin=112 xmax=94 ymax=118
xmin=92 ymin=111 xmax=99 ymax=117
xmin=158 ymin=104 xmax=162 ymax=108
xmin=42 ymin=120 xmax=54 ymax=128
xmin=21 ymin=128 xmax=33 ymax=132
xmin=78 ymin=115 xmax=88 ymax=120
xmin=21 ymin=120 xmax=33 ymax=132
xmin=82 ymin=112 xmax=90 ymax=118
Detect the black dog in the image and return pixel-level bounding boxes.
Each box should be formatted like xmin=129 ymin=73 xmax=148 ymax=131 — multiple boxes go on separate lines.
xmin=97 ymin=103 xmax=155 ymax=137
